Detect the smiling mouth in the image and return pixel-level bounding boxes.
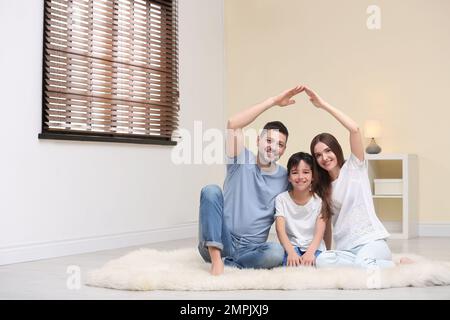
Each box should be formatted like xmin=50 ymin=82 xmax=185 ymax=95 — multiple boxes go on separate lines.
xmin=293 ymin=184 xmax=309 ymax=190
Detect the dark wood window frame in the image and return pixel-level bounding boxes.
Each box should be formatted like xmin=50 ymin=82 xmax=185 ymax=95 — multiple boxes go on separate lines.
xmin=39 ymin=0 xmax=179 ymax=145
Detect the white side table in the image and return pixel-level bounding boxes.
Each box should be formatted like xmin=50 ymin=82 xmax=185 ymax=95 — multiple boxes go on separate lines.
xmin=366 ymin=153 xmax=418 ymax=239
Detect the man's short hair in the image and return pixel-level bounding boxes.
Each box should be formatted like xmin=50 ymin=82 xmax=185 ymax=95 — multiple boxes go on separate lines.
xmin=262 ymin=121 xmax=289 ymax=141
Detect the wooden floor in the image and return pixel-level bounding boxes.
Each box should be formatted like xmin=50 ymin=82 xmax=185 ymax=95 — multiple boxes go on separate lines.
xmin=1 ymin=237 xmax=450 ymax=300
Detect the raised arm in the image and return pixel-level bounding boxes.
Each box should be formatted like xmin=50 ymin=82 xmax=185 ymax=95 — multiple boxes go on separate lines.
xmin=226 ymin=85 xmax=304 ymax=158
xmin=304 ymin=87 xmax=365 ymax=161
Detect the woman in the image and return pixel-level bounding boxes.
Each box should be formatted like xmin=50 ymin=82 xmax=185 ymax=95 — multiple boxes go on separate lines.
xmin=305 ymin=86 xmax=411 ymax=268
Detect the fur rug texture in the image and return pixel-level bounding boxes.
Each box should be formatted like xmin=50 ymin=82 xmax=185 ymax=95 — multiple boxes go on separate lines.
xmin=86 ymin=248 xmax=450 ymax=291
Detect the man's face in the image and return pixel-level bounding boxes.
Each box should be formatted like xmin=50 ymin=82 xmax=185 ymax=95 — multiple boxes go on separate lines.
xmin=257 ymin=129 xmax=287 ymax=164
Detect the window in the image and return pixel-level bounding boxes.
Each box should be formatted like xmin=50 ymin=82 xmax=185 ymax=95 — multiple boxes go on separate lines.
xmin=39 ymin=0 xmax=179 ymax=145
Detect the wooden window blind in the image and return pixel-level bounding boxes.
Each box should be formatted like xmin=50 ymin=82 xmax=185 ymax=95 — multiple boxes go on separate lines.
xmin=39 ymin=0 xmax=179 ymax=145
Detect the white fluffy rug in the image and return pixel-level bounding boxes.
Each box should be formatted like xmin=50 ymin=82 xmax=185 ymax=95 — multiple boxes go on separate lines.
xmin=86 ymin=248 xmax=450 ymax=291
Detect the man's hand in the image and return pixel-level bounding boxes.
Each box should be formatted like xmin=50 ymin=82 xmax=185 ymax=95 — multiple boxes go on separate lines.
xmin=271 ymin=85 xmax=305 ymax=107
xmin=304 ymin=86 xmax=327 ymax=109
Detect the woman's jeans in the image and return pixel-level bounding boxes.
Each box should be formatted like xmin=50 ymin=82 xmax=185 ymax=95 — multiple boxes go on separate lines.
xmin=197 ymin=185 xmax=284 ymax=269
xmin=315 ymin=239 xmax=395 ymax=269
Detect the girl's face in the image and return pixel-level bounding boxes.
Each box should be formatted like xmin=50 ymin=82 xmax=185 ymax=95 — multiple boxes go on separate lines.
xmin=288 ymin=160 xmax=313 ymax=192
xmin=313 ymin=141 xmax=338 ymax=173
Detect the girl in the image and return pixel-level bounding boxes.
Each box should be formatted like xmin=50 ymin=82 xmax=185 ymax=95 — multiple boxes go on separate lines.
xmin=275 ymin=152 xmax=330 ymax=267
xmin=305 ymin=86 xmax=411 ymax=268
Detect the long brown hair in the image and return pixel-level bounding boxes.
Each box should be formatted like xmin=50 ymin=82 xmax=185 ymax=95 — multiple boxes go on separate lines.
xmin=309 ymin=133 xmax=345 ymax=221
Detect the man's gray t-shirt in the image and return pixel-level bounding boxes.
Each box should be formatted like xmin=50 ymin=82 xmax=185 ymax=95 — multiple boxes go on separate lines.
xmin=223 ymin=148 xmax=288 ymax=243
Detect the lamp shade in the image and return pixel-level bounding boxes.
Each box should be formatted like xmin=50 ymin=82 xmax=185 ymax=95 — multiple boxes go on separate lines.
xmin=364 ymin=120 xmax=382 ymax=138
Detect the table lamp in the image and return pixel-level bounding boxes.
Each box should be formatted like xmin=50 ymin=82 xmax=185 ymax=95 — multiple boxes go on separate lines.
xmin=364 ymin=120 xmax=382 ymax=154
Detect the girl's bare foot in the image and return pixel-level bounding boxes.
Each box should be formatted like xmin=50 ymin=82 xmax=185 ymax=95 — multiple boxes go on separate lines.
xmin=399 ymin=257 xmax=414 ymax=264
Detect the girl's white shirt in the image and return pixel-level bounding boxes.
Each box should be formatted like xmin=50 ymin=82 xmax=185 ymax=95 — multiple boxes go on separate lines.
xmin=331 ymin=154 xmax=390 ymax=250
xmin=275 ymin=191 xmax=326 ymax=252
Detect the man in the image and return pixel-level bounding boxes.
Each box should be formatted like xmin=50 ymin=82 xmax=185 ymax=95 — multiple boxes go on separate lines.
xmin=198 ymin=85 xmax=305 ymax=275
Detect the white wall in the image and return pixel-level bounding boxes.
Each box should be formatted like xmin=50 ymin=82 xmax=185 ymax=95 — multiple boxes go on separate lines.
xmin=0 ymin=0 xmax=225 ymax=265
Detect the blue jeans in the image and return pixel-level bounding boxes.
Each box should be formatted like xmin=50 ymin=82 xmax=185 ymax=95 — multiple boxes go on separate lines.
xmin=315 ymin=239 xmax=395 ymax=269
xmin=282 ymin=247 xmax=322 ymax=266
xmin=197 ymin=184 xmax=284 ymax=269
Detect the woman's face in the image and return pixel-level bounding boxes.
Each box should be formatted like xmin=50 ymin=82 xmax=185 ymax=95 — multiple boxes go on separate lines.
xmin=288 ymin=160 xmax=313 ymax=193
xmin=313 ymin=141 xmax=338 ymax=173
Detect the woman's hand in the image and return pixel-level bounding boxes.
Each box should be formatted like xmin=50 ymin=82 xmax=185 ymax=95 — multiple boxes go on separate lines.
xmin=304 ymin=86 xmax=364 ymax=160
xmin=304 ymin=86 xmax=327 ymax=109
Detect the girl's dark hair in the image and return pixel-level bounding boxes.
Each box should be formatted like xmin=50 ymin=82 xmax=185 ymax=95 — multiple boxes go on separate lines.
xmin=309 ymin=133 xmax=345 ymax=222
xmin=287 ymin=152 xmax=314 ymax=177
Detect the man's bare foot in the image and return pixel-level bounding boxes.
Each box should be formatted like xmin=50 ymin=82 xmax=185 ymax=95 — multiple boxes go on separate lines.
xmin=210 ymin=260 xmax=224 ymax=276
xmin=208 ymin=246 xmax=224 ymax=275
xmin=399 ymin=257 xmax=415 ymax=264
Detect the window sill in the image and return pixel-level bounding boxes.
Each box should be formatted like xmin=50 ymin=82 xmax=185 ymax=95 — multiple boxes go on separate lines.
xmin=38 ymin=132 xmax=177 ymax=146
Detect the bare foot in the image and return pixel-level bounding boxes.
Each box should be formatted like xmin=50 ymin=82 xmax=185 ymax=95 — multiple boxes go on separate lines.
xmin=210 ymin=260 xmax=224 ymax=276
xmin=399 ymin=257 xmax=415 ymax=264
xmin=208 ymin=246 xmax=224 ymax=276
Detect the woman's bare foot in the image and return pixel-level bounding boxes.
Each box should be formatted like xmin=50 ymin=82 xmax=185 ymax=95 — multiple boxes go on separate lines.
xmin=208 ymin=246 xmax=224 ymax=275
xmin=399 ymin=257 xmax=415 ymax=264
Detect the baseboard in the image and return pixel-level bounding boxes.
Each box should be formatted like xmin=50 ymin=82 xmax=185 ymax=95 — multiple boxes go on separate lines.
xmin=0 ymin=222 xmax=197 ymax=266
xmin=418 ymin=223 xmax=450 ymax=237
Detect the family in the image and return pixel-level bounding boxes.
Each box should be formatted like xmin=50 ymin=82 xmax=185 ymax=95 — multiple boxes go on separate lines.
xmin=197 ymin=85 xmax=411 ymax=275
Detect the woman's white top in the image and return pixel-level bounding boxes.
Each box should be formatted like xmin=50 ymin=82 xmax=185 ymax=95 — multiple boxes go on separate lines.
xmin=331 ymin=154 xmax=390 ymax=250
xmin=275 ymin=191 xmax=326 ymax=252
